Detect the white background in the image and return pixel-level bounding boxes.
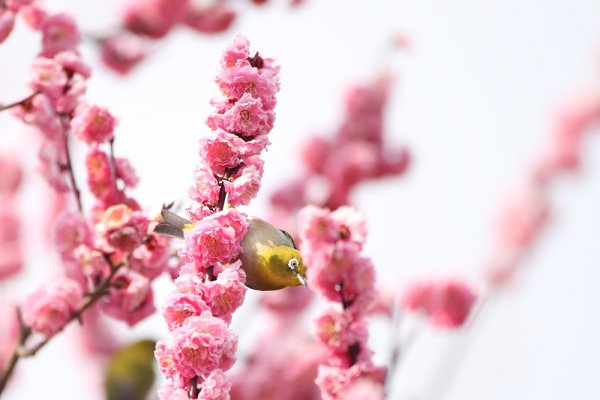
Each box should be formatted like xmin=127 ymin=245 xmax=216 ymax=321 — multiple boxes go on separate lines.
xmin=1 ymin=0 xmax=600 ymax=399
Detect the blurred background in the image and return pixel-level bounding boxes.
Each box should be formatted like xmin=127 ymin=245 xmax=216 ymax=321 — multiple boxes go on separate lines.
xmin=1 ymin=0 xmax=600 ymax=399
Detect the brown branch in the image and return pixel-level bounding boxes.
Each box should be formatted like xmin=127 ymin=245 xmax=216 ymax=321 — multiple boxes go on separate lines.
xmin=0 ymin=259 xmax=124 ymax=396
xmin=0 ymin=309 xmax=31 ymax=395
xmin=109 ymin=137 xmax=119 ymax=192
xmin=0 ymin=92 xmax=39 ymax=113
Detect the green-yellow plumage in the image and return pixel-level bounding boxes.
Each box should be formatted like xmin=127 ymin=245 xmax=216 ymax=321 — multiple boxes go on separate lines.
xmin=104 ymin=339 xmax=156 ymax=400
xmin=155 ymin=210 xmax=307 ymax=291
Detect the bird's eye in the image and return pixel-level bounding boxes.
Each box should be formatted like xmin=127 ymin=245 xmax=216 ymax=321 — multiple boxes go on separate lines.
xmin=288 ymin=258 xmax=299 ymax=270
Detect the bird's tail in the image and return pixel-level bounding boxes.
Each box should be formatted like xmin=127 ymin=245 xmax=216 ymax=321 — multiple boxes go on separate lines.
xmin=153 ymin=209 xmax=192 ymax=239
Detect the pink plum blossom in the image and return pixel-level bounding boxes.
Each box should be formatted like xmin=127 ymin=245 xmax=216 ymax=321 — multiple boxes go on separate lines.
xmin=100 ymin=204 xmax=150 ymax=252
xmin=162 ymin=292 xmax=210 ymax=331
xmin=86 ymin=148 xmax=118 ymax=203
xmin=223 ymin=157 xmax=264 ymax=206
xmin=22 ymin=277 xmax=83 ymax=337
xmin=181 ymin=209 xmax=248 ymax=272
xmin=198 ymin=370 xmax=232 ymax=400
xmin=70 ymin=103 xmax=117 ymax=144
xmin=155 ymin=312 xmax=238 ymax=380
xmin=115 ymin=157 xmax=140 ymax=188
xmin=40 ymin=13 xmax=80 ymax=57
xmin=101 ymin=269 xmax=155 ymax=326
xmin=54 ymin=212 xmax=92 ymax=255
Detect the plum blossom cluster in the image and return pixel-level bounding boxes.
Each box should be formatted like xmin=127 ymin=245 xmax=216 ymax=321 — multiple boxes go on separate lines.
xmin=97 ymin=0 xmax=301 ymax=75
xmin=299 ymin=206 xmax=385 ymax=400
xmin=486 ymin=94 xmax=600 ymax=287
xmin=0 ymin=155 xmax=23 ymax=280
xmin=270 ymin=73 xmax=410 ymax=234
xmin=155 ymin=35 xmax=280 ymax=399
xmin=0 ymin=8 xmax=172 ymax=393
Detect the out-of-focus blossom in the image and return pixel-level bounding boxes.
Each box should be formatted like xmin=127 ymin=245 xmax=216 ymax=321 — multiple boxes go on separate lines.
xmin=123 ymin=0 xmax=188 ymax=39
xmin=0 ymin=9 xmax=15 ymax=44
xmin=22 ymin=277 xmax=83 ymax=337
xmin=101 ymin=269 xmax=155 ymax=326
xmin=401 ymin=279 xmax=478 ymax=329
xmin=70 ymin=103 xmax=117 ymax=145
xmin=100 ymin=34 xmax=147 ymax=75
xmin=40 ymin=13 xmax=80 ymax=57
xmin=183 ymin=2 xmax=236 ymax=34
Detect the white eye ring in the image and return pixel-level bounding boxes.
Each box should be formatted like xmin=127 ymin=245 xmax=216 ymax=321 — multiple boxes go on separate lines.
xmin=288 ymin=258 xmax=299 ymax=270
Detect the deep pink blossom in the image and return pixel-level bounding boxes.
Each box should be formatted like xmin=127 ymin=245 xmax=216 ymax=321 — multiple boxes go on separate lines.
xmin=101 ymin=269 xmax=155 ymax=326
xmin=71 ymin=103 xmax=117 ymax=144
xmin=155 ymin=312 xmax=238 ymax=380
xmin=40 ymin=13 xmax=80 ymax=57
xmin=22 ymin=277 xmax=83 ymax=337
xmin=29 ymin=56 xmax=68 ymax=98
xmin=6 ymin=0 xmax=34 ymax=11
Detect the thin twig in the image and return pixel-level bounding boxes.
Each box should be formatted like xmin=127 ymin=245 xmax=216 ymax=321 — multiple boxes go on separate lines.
xmin=61 ymin=115 xmax=83 ymax=213
xmin=109 ymin=137 xmax=119 ymax=192
xmin=0 ymin=309 xmax=31 ymax=395
xmin=0 ymin=92 xmax=39 ymax=113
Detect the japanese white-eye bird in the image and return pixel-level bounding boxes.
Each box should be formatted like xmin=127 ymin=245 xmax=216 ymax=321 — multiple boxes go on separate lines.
xmin=155 ymin=209 xmax=307 ymax=291
xmin=104 ymin=339 xmax=156 ymax=400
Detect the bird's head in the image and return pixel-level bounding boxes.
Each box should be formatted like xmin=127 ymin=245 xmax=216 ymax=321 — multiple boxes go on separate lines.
xmin=264 ymin=246 xmax=307 ymax=289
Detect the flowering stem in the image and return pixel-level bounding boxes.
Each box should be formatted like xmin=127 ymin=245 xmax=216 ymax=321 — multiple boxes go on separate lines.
xmin=0 ymin=92 xmax=39 ymax=113
xmin=0 ymin=259 xmax=123 ymax=396
xmin=189 ymin=376 xmax=199 ymax=399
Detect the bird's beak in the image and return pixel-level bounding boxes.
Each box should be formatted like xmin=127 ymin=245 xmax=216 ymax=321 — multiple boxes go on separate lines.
xmin=296 ymin=273 xmax=308 ymax=288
